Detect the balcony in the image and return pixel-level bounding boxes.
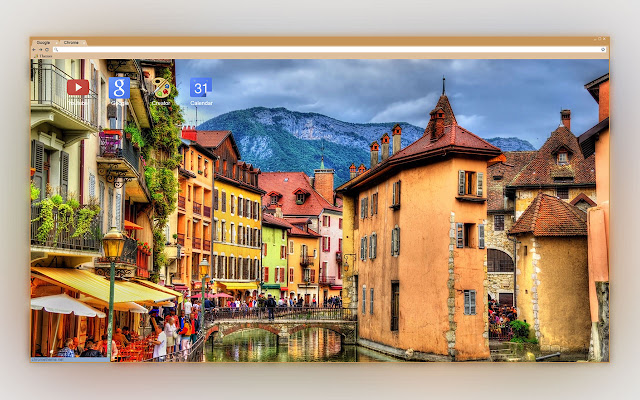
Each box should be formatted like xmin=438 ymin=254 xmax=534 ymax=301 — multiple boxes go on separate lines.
xmin=335 ymin=251 xmax=342 ymax=264
xmin=106 ymin=59 xmax=152 ymax=129
xmin=177 ymin=233 xmax=185 ymax=246
xmin=319 ymin=275 xmax=336 ymax=286
xmin=94 ymin=235 xmax=141 ymax=277
xmin=97 ymin=131 xmax=150 ymax=202
xmin=193 ymin=201 xmax=202 ymax=216
xmin=30 ymin=63 xmax=98 ymax=145
xmin=203 ymin=239 xmax=211 ymax=251
xmin=193 ymin=237 xmax=202 ymax=250
xmin=30 ymin=203 xmax=102 ymax=257
xmin=203 ymin=205 xmax=211 ymax=218
xmin=300 ymin=255 xmax=313 ymax=267
xmin=178 ymin=196 xmax=186 ymax=210
xmin=135 ymin=247 xmax=151 ymax=278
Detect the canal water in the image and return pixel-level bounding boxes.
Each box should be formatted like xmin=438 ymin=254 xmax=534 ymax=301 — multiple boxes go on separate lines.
xmin=205 ymin=328 xmax=400 ymax=362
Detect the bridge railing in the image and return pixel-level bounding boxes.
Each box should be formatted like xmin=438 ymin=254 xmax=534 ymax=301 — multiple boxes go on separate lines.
xmin=204 ymin=306 xmax=357 ymax=323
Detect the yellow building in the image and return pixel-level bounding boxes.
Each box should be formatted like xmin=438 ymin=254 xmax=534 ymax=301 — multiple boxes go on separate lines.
xmin=196 ymin=130 xmax=265 ymax=301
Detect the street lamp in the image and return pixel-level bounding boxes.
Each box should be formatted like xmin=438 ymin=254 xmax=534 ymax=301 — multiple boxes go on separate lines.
xmin=102 ymin=226 xmax=125 ymax=361
xmin=199 ymin=257 xmax=210 ymax=332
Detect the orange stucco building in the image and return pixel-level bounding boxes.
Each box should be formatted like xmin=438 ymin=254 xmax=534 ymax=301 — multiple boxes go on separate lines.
xmin=337 ymin=94 xmax=501 ymax=361
xmin=578 ymin=73 xmax=610 ymax=361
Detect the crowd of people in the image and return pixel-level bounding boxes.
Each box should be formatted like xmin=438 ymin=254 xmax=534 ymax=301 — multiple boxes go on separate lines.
xmin=488 ymin=298 xmax=518 ymax=339
xmin=54 ymin=326 xmax=139 ymax=360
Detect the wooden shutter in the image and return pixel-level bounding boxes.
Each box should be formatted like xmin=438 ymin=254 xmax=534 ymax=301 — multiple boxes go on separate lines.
xmin=392 ymin=182 xmax=396 ymax=206
xmin=360 ymin=198 xmax=364 ymax=219
xmin=264 ymin=267 xmax=269 ymax=282
xmin=115 ymin=193 xmax=121 ymax=230
xmin=464 ymin=291 xmax=470 ymax=314
xmin=328 ymin=237 xmax=331 ymax=252
xmin=396 ymin=227 xmax=400 ymax=255
xmin=214 ymin=189 xmax=218 ymax=210
xmin=370 ymin=195 xmax=374 ymax=216
xmin=391 ymin=229 xmax=395 ymax=256
xmin=289 ymin=268 xmax=294 ymax=283
xmin=362 ymin=286 xmax=366 ymax=314
xmin=31 ymin=140 xmax=45 ymax=200
xmin=477 ymin=172 xmax=484 ymax=197
xmin=280 ymin=268 xmax=285 ymax=283
xmin=255 ymin=201 xmax=259 ymax=219
xmin=89 ymin=173 xmax=96 ymax=199
xmin=360 ymin=237 xmax=365 ymax=260
xmin=479 ymin=224 xmax=485 ymax=249
xmin=221 ymin=191 xmax=226 ymax=212
xmin=373 ymin=233 xmax=377 ymax=258
xmin=59 ymin=151 xmax=69 ymax=200
xmin=458 ymin=170 xmax=466 ymax=195
xmin=457 ymin=223 xmax=464 ymax=248
xmin=370 ymin=288 xmax=374 ymax=314
xmin=396 ymin=181 xmax=401 ymax=207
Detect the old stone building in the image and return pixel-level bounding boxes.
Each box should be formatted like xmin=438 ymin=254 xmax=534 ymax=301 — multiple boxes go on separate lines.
xmin=337 ymin=93 xmax=501 ymax=361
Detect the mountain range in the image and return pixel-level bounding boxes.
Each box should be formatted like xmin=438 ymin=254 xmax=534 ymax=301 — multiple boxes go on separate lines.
xmin=197 ymin=107 xmax=536 ymax=187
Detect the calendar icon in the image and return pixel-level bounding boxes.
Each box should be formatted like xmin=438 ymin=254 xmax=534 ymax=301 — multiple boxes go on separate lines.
xmin=190 ymin=77 xmax=212 ymax=97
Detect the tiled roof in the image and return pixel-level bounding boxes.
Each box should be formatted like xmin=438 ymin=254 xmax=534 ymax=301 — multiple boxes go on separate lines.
xmin=337 ymin=94 xmax=500 ymax=193
xmin=509 ymin=193 xmax=587 ymax=237
xmin=487 ymin=151 xmax=537 ymax=211
xmin=195 ymin=130 xmax=236 ymax=152
xmin=423 ymin=95 xmax=457 ymax=137
xmin=509 ymin=126 xmax=595 ymax=187
xmin=259 ymin=172 xmax=342 ymax=217
xmin=262 ymin=213 xmax=294 ymax=230
xmin=286 ymin=221 xmax=320 ymax=238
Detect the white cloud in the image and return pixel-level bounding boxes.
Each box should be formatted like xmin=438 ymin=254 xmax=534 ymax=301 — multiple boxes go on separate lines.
xmin=456 ymin=114 xmax=486 ymax=131
xmin=369 ymin=93 xmax=438 ymax=125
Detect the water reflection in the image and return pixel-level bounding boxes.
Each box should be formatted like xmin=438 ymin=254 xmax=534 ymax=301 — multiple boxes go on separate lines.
xmin=205 ymin=328 xmax=399 ymax=362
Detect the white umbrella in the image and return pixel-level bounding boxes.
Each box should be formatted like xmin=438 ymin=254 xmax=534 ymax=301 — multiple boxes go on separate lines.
xmin=31 ymin=293 xmax=106 ymax=318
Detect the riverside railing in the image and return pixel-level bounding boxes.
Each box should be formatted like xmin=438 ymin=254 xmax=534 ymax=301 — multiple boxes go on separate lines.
xmin=203 ymin=306 xmax=357 ymax=322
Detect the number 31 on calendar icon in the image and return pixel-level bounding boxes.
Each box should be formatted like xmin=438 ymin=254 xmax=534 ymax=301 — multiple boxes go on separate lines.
xmin=190 ymin=77 xmax=212 ymax=97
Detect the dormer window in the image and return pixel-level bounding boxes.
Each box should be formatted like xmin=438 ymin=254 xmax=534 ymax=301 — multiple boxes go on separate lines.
xmin=270 ymin=195 xmax=278 ymax=205
xmin=557 ymin=151 xmax=568 ymax=165
xmin=292 ymin=188 xmax=309 ymax=205
xmin=296 ymin=193 xmax=305 ymax=204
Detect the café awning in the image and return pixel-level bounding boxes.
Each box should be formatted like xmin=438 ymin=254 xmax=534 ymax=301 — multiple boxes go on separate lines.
xmin=218 ymin=281 xmax=259 ymax=291
xmin=31 ymin=267 xmax=173 ymax=304
xmin=132 ymin=278 xmax=183 ymax=302
xmin=80 ymin=295 xmax=148 ymax=314
xmin=124 ymin=220 xmax=143 ymax=230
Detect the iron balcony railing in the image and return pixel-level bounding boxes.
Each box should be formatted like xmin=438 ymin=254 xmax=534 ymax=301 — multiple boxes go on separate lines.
xmin=30 ymin=62 xmax=98 ymax=128
xmin=319 ymin=275 xmax=336 ymax=285
xmin=335 ymin=251 xmax=342 ymax=263
xmin=193 ymin=201 xmax=202 ymax=215
xmin=300 ymin=255 xmax=313 ymax=267
xmin=99 ymin=131 xmax=141 ymax=173
xmin=30 ymin=203 xmax=102 ymax=252
xmin=203 ymin=205 xmax=211 ymax=218
xmin=193 ymin=237 xmax=202 ymax=250
xmin=178 ymin=196 xmax=186 ymax=210
xmin=203 ymin=239 xmax=211 ymax=251
xmin=176 ymin=233 xmax=185 ymax=246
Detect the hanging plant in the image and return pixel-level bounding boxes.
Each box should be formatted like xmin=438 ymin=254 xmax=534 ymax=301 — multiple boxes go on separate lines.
xmin=33 ymin=197 xmax=55 ymax=243
xmin=30 ymin=182 xmax=40 ymax=201
xmin=57 ymin=203 xmax=74 ymax=234
xmin=72 ymin=207 xmax=99 ymax=238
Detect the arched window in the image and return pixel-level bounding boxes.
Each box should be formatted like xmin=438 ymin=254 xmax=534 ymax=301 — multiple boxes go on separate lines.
xmin=487 ymin=249 xmax=514 ymax=272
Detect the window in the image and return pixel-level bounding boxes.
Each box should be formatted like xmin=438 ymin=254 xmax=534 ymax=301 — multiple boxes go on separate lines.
xmin=322 ymin=236 xmax=331 ymax=252
xmin=464 ymin=290 xmax=476 ymax=315
xmin=487 ymin=249 xmax=514 ymax=272
xmin=391 ymin=282 xmax=399 ymax=331
xmin=494 ymin=214 xmax=505 ymax=231
xmin=458 ymin=170 xmax=484 ymax=197
xmin=313 ymin=249 xmax=317 ymax=258
xmin=221 ymin=222 xmax=226 ymax=242
xmin=370 ymin=288 xmax=374 ymax=314
xmin=369 ymin=232 xmax=377 ymax=259
xmin=456 ymin=223 xmax=464 ymax=248
xmin=204 ymin=160 xmax=209 ymax=177
xmin=360 ymin=236 xmax=368 ymax=260
xmin=188 ymin=185 xmax=191 ymax=201
xmin=557 ymin=187 xmax=569 ymax=200
xmin=212 ymin=220 xmax=218 ymax=241
xmin=281 ymin=245 xmax=286 ymax=259
xmin=478 ymin=224 xmax=485 ymax=249
xmin=213 ymin=189 xmax=219 ymax=210
xmin=89 ymin=173 xmax=96 ymax=199
xmin=371 ymin=193 xmax=378 ymax=215
xmin=557 ymin=151 xmax=569 ymax=165
xmin=221 ymin=191 xmax=226 ymax=212
xmin=289 ymin=240 xmax=294 ymax=254
xmin=238 ymin=197 xmax=243 ymax=216
xmin=360 ymin=197 xmax=369 ymax=219
xmin=297 ymin=193 xmax=305 ymax=204
xmin=362 ymin=286 xmax=366 ymax=315
xmin=465 ymin=223 xmax=475 ymax=248
xmin=391 ymin=226 xmax=400 ymax=256
xmin=323 ymin=215 xmax=331 ymax=227
xmin=263 ymin=267 xmax=269 ymax=283
xmin=289 ymin=268 xmax=294 ymax=283
xmin=270 ymin=195 xmax=278 ymax=205
xmin=230 ymin=195 xmax=235 ymax=214
xmin=391 ymin=181 xmax=401 ymax=209
xmin=309 ymin=269 xmax=316 ymax=284
xmin=282 ymin=230 xmax=285 ymax=240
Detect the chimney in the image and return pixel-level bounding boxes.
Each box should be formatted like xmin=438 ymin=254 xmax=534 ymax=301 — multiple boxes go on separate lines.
xmin=358 ymin=164 xmax=366 ymax=176
xmin=313 ymin=167 xmax=335 ymax=204
xmin=349 ymin=163 xmax=357 ymax=180
xmin=392 ymin=124 xmax=402 ymax=155
xmin=181 ymin=125 xmax=197 ymax=141
xmin=380 ymin=133 xmax=390 ymax=161
xmin=432 ymin=107 xmax=445 ymax=139
xmin=370 ymin=141 xmax=379 ymax=169
xmin=560 ymin=109 xmax=571 ymax=131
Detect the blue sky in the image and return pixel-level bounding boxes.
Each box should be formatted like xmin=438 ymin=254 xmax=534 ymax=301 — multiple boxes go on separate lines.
xmin=175 ymin=59 xmax=608 ymax=148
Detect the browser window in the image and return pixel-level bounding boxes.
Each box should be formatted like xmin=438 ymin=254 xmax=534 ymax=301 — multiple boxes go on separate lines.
xmin=28 ymin=36 xmax=610 ymax=363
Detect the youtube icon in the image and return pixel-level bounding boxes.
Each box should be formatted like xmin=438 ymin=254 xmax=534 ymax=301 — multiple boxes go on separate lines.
xmin=67 ymin=79 xmax=90 ymax=96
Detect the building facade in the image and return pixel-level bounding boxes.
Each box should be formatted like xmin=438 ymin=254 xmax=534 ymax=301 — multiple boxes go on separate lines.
xmin=196 ymin=130 xmax=265 ymax=300
xmin=337 ymin=94 xmax=501 ymax=361
xmin=261 ymin=213 xmax=292 ymax=298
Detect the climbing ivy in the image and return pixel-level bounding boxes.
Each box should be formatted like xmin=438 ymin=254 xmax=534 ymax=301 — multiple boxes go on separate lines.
xmin=141 ymin=67 xmax=184 ymax=275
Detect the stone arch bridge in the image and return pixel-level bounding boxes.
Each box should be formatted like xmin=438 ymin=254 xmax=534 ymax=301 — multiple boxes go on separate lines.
xmin=209 ymin=319 xmax=357 ymax=344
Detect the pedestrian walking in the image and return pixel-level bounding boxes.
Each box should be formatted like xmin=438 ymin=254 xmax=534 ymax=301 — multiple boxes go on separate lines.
xmin=266 ymin=294 xmax=276 ymax=321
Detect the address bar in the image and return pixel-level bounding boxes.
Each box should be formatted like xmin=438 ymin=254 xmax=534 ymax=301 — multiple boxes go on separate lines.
xmin=52 ymin=46 xmax=607 ymax=53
